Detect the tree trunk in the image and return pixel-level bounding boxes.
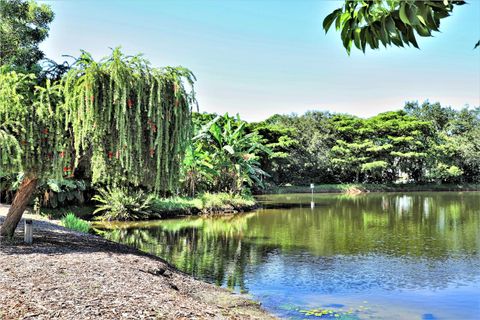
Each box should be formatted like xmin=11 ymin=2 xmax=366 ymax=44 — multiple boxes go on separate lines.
xmin=0 ymin=174 xmax=38 ymax=238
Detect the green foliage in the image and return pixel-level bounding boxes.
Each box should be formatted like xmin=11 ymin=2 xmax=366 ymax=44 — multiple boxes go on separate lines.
xmin=199 ymin=192 xmax=256 ymax=213
xmin=61 ymin=212 xmax=90 ymax=233
xmin=150 ymin=196 xmax=202 ymax=214
xmin=183 ymin=113 xmax=271 ymax=195
xmin=247 ymin=117 xmax=297 ymax=187
xmin=152 ymin=193 xmax=255 ymax=215
xmin=62 ymin=48 xmax=196 ymax=195
xmin=92 ymin=187 xmax=256 ymax=221
xmin=428 ymin=163 xmax=463 ymax=183
xmin=361 ymin=160 xmax=388 ymax=172
xmin=92 ymin=187 xmax=156 ymax=221
xmin=263 ymin=183 xmax=480 ymax=194
xmin=0 ymin=48 xmax=196 ymax=197
xmin=0 ymin=0 xmax=55 ymax=71
xmin=405 ymin=102 xmax=480 ymax=182
xmin=324 ymin=0 xmax=466 ymax=54
xmin=0 ymin=172 xmax=22 ymax=203
xmin=257 ymin=102 xmax=479 ymax=185
xmin=329 ymin=111 xmax=434 ymax=182
xmin=41 ymin=178 xmax=87 ymax=208
xmin=0 ymin=68 xmax=67 ymax=179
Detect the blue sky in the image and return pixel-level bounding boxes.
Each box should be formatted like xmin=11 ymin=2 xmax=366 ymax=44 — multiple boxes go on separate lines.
xmin=39 ymin=0 xmax=480 ymax=121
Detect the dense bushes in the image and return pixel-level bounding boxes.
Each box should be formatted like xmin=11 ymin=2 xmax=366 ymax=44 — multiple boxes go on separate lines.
xmin=91 ymin=187 xmax=256 ymax=221
xmin=198 ymin=192 xmax=256 ymax=213
xmin=0 ymin=175 xmax=89 ymax=208
xmin=41 ymin=179 xmax=88 ymax=208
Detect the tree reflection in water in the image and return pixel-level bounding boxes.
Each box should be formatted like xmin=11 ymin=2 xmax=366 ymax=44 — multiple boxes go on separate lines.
xmin=98 ymin=192 xmax=480 ymax=295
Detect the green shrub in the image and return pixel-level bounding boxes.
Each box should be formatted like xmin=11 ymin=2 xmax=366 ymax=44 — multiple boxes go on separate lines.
xmin=41 ymin=179 xmax=88 ymax=208
xmin=61 ymin=213 xmax=90 ymax=233
xmin=200 ymin=192 xmax=256 ymax=212
xmin=92 ymin=187 xmax=257 ymax=221
xmin=150 ymin=197 xmax=202 ymax=214
xmin=92 ymin=187 xmax=156 ymax=221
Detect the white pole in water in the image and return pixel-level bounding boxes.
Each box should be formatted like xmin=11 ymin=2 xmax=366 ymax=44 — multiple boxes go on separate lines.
xmin=310 ymin=183 xmax=315 ymax=209
xmin=24 ymin=219 xmax=33 ymax=244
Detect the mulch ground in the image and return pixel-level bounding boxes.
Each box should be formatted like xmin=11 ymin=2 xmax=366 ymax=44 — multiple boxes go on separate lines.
xmin=0 ymin=207 xmax=274 ymax=320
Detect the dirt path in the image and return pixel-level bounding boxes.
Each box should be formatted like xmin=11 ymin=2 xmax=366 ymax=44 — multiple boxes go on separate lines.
xmin=0 ymin=205 xmax=275 ymax=319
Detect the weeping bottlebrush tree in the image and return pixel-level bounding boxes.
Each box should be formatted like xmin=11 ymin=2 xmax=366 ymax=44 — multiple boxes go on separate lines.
xmin=0 ymin=48 xmax=196 ymax=238
xmin=62 ymin=49 xmax=196 ymax=193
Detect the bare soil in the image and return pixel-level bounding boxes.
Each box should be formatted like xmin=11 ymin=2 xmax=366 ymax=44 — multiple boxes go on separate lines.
xmin=0 ymin=205 xmax=275 ymax=320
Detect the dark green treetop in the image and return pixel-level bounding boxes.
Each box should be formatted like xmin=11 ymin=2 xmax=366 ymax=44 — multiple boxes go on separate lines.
xmin=0 ymin=0 xmax=54 ymax=71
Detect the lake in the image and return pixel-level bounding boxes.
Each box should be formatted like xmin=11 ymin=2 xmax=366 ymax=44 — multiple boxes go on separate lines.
xmin=95 ymin=192 xmax=480 ymax=319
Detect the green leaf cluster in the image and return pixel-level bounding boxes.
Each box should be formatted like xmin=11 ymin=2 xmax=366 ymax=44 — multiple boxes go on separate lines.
xmin=182 ymin=113 xmax=272 ymax=195
xmin=324 ymin=0 xmax=466 ymax=54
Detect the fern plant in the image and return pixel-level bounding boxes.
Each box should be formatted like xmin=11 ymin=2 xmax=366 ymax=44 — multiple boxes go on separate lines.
xmin=92 ymin=187 xmax=156 ymax=221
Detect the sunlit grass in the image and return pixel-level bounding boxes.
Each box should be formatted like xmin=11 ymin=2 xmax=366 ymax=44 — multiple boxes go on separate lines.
xmin=61 ymin=212 xmax=91 ymax=233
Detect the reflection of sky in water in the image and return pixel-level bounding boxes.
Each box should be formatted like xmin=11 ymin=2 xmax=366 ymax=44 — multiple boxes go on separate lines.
xmin=395 ymin=195 xmax=413 ymax=215
xmin=98 ymin=192 xmax=480 ymax=319
xmin=242 ymin=251 xmax=480 ymax=319
xmin=245 ymin=252 xmax=480 ymax=293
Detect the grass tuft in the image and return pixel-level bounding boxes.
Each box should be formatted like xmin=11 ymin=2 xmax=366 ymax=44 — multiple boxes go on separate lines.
xmin=61 ymin=212 xmax=91 ymax=233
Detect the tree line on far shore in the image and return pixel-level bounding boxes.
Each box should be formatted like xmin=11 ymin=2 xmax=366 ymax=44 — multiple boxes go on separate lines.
xmin=186 ymin=101 xmax=479 ymax=193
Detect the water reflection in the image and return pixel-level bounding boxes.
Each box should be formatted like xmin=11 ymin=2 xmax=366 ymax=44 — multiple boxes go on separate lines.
xmin=96 ymin=192 xmax=480 ymax=319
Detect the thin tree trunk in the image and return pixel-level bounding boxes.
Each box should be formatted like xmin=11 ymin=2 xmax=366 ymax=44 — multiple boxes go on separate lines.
xmin=0 ymin=174 xmax=38 ymax=238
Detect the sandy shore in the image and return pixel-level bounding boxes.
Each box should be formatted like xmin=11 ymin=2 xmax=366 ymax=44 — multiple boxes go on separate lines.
xmin=0 ymin=205 xmax=274 ymax=319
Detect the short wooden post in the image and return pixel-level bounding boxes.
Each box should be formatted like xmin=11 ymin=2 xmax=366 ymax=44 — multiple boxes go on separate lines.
xmin=24 ymin=219 xmax=33 ymax=244
xmin=310 ymin=183 xmax=315 ymax=209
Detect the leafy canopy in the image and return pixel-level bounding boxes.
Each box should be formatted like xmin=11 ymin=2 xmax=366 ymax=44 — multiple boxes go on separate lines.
xmin=0 ymin=0 xmax=54 ymax=71
xmin=323 ymin=0 xmax=466 ymax=54
xmin=0 ymin=68 xmax=67 ymax=179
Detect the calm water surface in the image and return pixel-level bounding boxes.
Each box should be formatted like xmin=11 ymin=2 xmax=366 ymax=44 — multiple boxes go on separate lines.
xmin=95 ymin=192 xmax=480 ymax=319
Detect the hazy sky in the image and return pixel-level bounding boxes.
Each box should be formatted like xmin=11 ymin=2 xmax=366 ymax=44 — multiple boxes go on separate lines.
xmin=39 ymin=0 xmax=480 ymax=121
